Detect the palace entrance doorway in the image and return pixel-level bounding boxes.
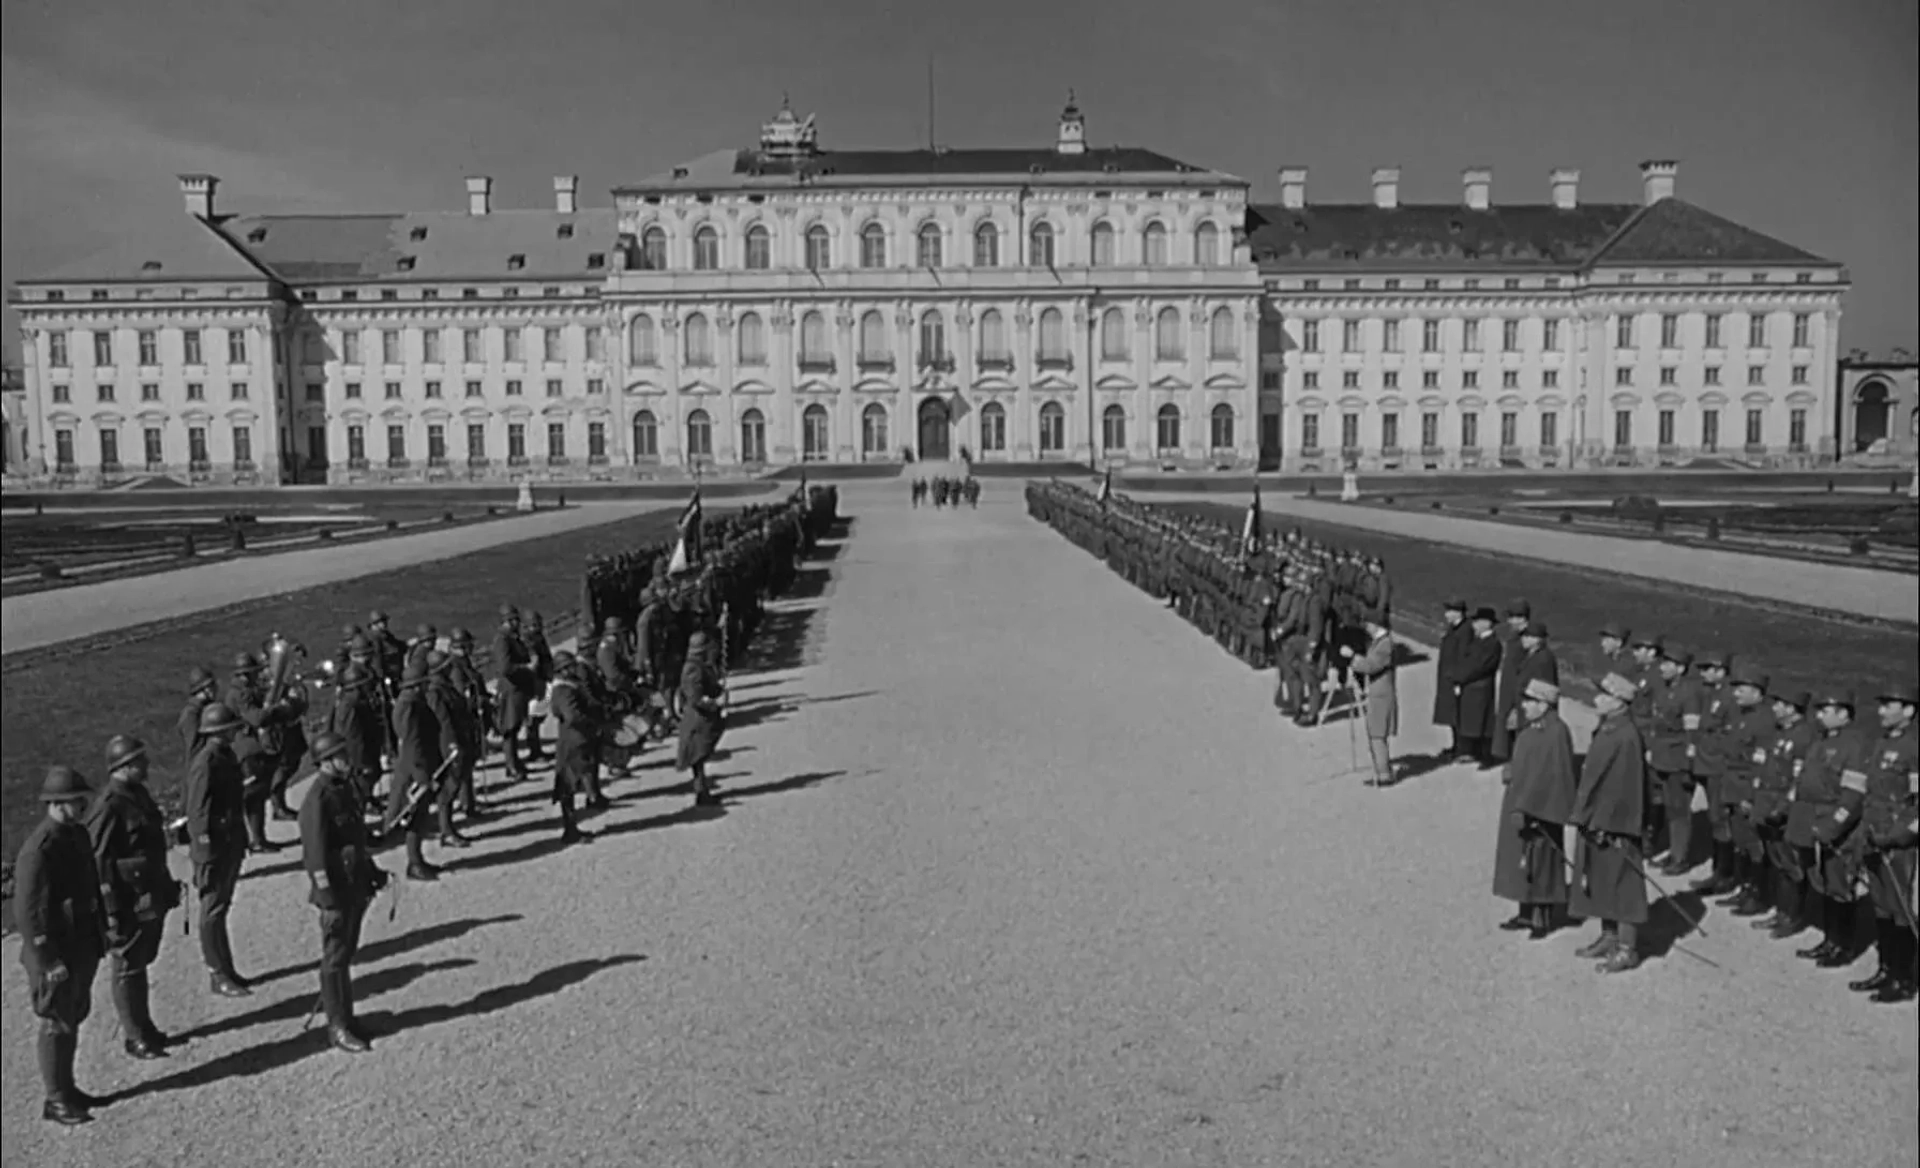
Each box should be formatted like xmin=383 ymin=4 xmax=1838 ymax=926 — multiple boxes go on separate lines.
xmin=918 ymin=397 xmax=951 ymax=462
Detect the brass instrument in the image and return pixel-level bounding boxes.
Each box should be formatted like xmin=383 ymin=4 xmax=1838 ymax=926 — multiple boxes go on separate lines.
xmin=262 ymin=633 xmax=332 ymax=718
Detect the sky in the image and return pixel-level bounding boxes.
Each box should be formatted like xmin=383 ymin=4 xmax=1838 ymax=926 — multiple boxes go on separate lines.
xmin=3 ymin=0 xmax=1915 ymax=359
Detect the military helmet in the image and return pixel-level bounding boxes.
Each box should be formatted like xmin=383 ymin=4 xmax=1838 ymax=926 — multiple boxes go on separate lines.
xmin=188 ymin=665 xmax=217 ymax=692
xmin=105 ymin=734 xmax=148 ymax=771
xmin=40 ymin=766 xmax=93 ymax=803
xmin=347 ymin=635 xmax=373 ymax=656
xmin=450 ymin=627 xmax=474 ymax=646
xmin=197 ymin=703 xmax=243 ymax=734
xmin=309 ymin=731 xmax=349 ymax=763
xmin=414 ymin=623 xmax=436 ymax=642
xmin=426 ymin=650 xmax=451 ymax=675
xmin=233 ymin=651 xmax=262 ymax=674
xmin=603 ymin=615 xmax=626 ymax=633
xmin=341 ymin=623 xmax=363 ymax=640
xmin=368 ymin=609 xmax=390 ymax=625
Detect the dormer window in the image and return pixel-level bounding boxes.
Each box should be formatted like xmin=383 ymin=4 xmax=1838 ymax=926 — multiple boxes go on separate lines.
xmin=141 ymin=261 xmax=163 ymax=273
xmin=462 ymin=288 xmax=479 ymax=299
xmin=507 ymin=254 xmax=526 ymax=271
xmin=247 ymin=228 xmax=268 ymax=244
xmin=557 ymin=224 xmax=575 ymax=239
xmin=397 ymin=257 xmax=416 ymax=271
xmin=410 ymin=227 xmax=428 ymax=242
xmin=586 ymin=253 xmax=606 ymax=270
xmin=671 ymin=166 xmax=690 ymax=180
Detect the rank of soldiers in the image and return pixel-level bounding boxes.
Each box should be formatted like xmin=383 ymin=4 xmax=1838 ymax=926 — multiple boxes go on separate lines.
xmin=910 ymin=475 xmax=980 ymax=509
xmin=9 ymin=482 xmax=842 ymax=1126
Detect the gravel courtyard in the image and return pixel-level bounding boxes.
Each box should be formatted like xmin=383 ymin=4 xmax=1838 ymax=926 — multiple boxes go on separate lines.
xmin=2 ymin=481 xmax=1913 ymax=1168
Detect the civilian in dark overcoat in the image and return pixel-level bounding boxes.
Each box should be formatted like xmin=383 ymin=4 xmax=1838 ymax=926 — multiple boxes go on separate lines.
xmin=1489 ymin=600 xmax=1532 ymax=762
xmin=1453 ymin=608 xmax=1503 ymax=764
xmin=1431 ymin=599 xmax=1472 ymax=754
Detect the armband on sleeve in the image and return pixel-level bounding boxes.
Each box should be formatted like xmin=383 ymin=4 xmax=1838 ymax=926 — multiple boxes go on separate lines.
xmin=1840 ymin=768 xmax=1869 ymax=794
xmin=1833 ymin=807 xmax=1852 ymax=823
xmin=311 ymin=873 xmax=331 ymax=889
xmin=1682 ymin=714 xmax=1702 ymax=731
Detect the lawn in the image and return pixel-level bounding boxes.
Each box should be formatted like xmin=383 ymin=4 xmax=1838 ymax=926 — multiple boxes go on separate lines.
xmin=0 ymin=508 xmax=712 ymax=862
xmin=1163 ymin=500 xmax=1919 ymax=707
xmin=1124 ymin=468 xmax=1914 ymax=496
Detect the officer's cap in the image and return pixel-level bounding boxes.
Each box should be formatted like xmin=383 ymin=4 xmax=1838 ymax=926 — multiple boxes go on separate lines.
xmin=1471 ymin=607 xmax=1499 ymax=624
xmin=1812 ymin=690 xmax=1855 ymax=712
xmin=1523 ymin=678 xmax=1561 ymax=704
xmin=1599 ymin=623 xmax=1630 ymax=642
xmin=1505 ymin=598 xmax=1532 ymax=618
xmin=1729 ymin=663 xmax=1770 ymax=692
xmin=1599 ymin=673 xmax=1639 ymax=702
xmin=1770 ymin=687 xmax=1811 ymax=711
xmin=1443 ymin=598 xmax=1468 ymax=613
xmin=1629 ymin=632 xmax=1663 ymax=651
xmin=1695 ymin=650 xmax=1729 ymax=670
xmin=1659 ymin=644 xmax=1692 ymax=667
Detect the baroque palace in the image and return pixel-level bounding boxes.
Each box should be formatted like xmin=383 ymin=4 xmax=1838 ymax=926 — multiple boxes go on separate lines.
xmin=7 ymin=97 xmax=1849 ymax=483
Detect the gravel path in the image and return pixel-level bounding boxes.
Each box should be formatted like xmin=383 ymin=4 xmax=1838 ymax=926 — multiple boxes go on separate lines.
xmin=1 ymin=481 xmax=1913 ymax=1167
xmin=1 ymin=502 xmax=668 ymax=656
xmin=1140 ymin=489 xmax=1918 ymax=624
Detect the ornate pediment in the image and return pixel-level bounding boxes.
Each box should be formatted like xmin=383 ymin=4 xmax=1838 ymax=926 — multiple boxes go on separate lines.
xmin=1094 ymin=372 xmax=1136 ymax=391
xmin=625 ymin=379 xmax=668 ymax=396
xmin=852 ymin=376 xmax=897 ymax=394
xmin=795 ymin=377 xmax=839 ymax=395
xmin=1033 ymin=372 xmax=1077 ymax=392
xmin=1200 ymin=372 xmax=1245 ymax=390
xmin=1148 ymin=373 xmax=1192 ymax=392
xmin=678 ymin=379 xmax=722 ymax=396
xmin=732 ymin=379 xmax=775 ymax=395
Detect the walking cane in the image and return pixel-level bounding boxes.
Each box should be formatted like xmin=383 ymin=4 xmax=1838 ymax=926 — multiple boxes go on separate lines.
xmin=1878 ymin=852 xmax=1920 ymax=938
xmin=1546 ymin=832 xmax=1725 ymax=971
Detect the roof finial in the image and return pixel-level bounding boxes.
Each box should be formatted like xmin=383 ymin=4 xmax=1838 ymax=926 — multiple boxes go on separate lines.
xmin=1066 ymin=87 xmax=1077 ymax=109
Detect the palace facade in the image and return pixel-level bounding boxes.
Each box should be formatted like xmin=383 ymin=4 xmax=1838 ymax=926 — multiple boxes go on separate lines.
xmin=7 ymin=98 xmax=1261 ymax=485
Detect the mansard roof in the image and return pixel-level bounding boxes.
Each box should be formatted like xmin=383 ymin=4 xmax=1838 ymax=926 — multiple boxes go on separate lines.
xmin=24 ymin=214 xmax=275 ymax=284
xmin=1247 ymin=197 xmax=1834 ymax=272
xmin=622 ymin=146 xmax=1233 ymax=192
xmin=216 ymin=209 xmax=621 ymax=283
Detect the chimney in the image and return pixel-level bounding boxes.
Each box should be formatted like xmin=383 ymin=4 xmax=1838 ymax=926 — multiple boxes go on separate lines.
xmin=1461 ymin=168 xmax=1492 ymax=211
xmin=1639 ymin=159 xmax=1677 ymax=205
xmin=1277 ymin=167 xmax=1308 ymax=211
xmin=1370 ymin=167 xmax=1400 ymax=211
xmin=1549 ymin=168 xmax=1580 ymax=210
xmin=553 ymin=175 xmax=579 ymax=214
xmin=178 ymin=173 xmax=219 ymax=219
xmin=466 ymin=175 xmax=493 ymax=216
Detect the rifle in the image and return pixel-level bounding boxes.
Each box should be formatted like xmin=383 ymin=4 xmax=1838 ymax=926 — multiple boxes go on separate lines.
xmin=384 ymin=750 xmax=461 ymax=839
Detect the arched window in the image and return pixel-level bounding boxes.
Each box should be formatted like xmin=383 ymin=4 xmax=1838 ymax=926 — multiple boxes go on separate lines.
xmin=804 ymin=224 xmax=832 ymax=270
xmin=1154 ymin=306 xmax=1184 ymax=361
xmin=1038 ymin=401 xmax=1066 ymax=453
xmin=631 ymin=409 xmax=658 ymax=459
xmin=682 ymin=313 xmax=713 ymax=367
xmin=1155 ymin=403 xmax=1182 ymax=452
xmin=739 ymin=408 xmax=766 ymax=463
xmin=861 ymin=402 xmax=889 ymax=456
xmin=1194 ymin=222 xmax=1220 ymax=266
xmin=1090 ymin=222 xmax=1116 ymax=267
xmin=1037 ymin=307 xmax=1067 ymax=364
xmin=802 ymin=403 xmax=830 ymax=460
xmin=858 ymin=310 xmax=889 ymax=366
xmin=1100 ymin=307 xmax=1128 ymax=361
xmin=979 ymin=309 xmax=1008 ymax=364
xmin=799 ymin=311 xmax=830 ymax=367
xmin=692 ymin=226 xmax=719 ymax=271
xmin=743 ymin=225 xmax=771 ymax=270
xmin=918 ymin=310 xmax=946 ymax=368
xmin=973 ymin=221 xmax=1000 ymax=267
xmin=916 ymin=223 xmax=943 ymax=269
xmin=1210 ymin=403 xmax=1235 ymax=450
xmin=979 ymin=401 xmax=1007 ymax=453
xmin=1142 ymin=222 xmax=1168 ymax=267
xmin=628 ymin=315 xmax=657 ymax=365
xmin=859 ymin=223 xmax=887 ymax=269
xmin=736 ymin=311 xmax=766 ymax=366
xmin=1028 ymin=221 xmax=1055 ymax=267
xmin=640 ymin=227 xmax=668 ymax=271
xmin=1102 ymin=403 xmax=1127 ymax=452
xmin=685 ymin=409 xmax=712 ymax=458
xmin=1208 ymin=306 xmax=1237 ymax=359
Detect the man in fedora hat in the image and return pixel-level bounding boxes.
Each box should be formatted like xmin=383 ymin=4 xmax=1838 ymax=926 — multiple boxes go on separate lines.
xmin=85 ymin=735 xmax=181 ymax=1060
xmin=13 ymin=766 xmax=108 ymax=1125
xmin=1452 ymin=608 xmax=1504 ymax=766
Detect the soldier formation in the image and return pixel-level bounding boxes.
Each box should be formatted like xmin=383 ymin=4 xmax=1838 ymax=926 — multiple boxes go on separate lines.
xmin=11 ymin=484 xmax=840 ymax=1126
xmin=910 ymin=475 xmax=980 ymax=509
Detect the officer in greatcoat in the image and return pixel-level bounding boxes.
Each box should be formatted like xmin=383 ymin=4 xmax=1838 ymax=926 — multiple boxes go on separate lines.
xmin=14 ymin=767 xmax=108 ymax=1125
xmin=85 ymin=735 xmax=182 ymax=1060
xmin=1568 ymin=674 xmax=1651 ymax=973
xmin=1790 ymin=691 xmax=1873 ymax=969
xmin=1492 ymin=678 xmax=1577 ymax=937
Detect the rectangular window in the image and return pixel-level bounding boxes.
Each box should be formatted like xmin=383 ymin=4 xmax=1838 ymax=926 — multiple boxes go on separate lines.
xmin=386 ymin=424 xmax=406 ymax=464
xmin=1261 ymin=371 xmax=1279 ymax=391
xmin=138 ymin=330 xmax=158 ymax=365
xmin=144 ymin=428 xmax=164 ymax=467
xmin=1342 ymin=371 xmax=1359 ymax=390
xmin=230 ymin=381 xmax=249 ymax=401
xmin=506 ymin=379 xmax=522 ymax=396
xmin=1383 ymin=320 xmax=1400 ymax=352
xmin=504 ymin=329 xmax=523 ymax=363
xmin=1381 ymin=413 xmax=1400 ymax=450
xmin=345 ymin=381 xmax=362 ymax=399
xmin=1791 ymin=365 xmax=1808 ymax=385
xmin=346 ymin=425 xmax=365 ymax=462
xmin=1422 ymin=319 xmax=1440 ymax=352
xmin=1745 ymin=409 xmax=1763 ymax=446
xmin=384 ymin=381 xmax=401 ymax=400
xmin=187 ymin=381 xmax=205 ymax=401
xmin=232 ymin=425 xmax=252 ymax=465
xmin=1705 ymin=314 xmax=1722 ymax=348
xmin=1659 ymin=366 xmax=1676 ymax=386
xmin=1702 ymin=409 xmax=1720 ymax=452
xmin=380 ymin=329 xmax=400 ymax=365
xmin=1747 ymin=366 xmax=1764 ymax=387
xmin=1340 ymin=413 xmax=1360 ymax=449
xmin=1658 ymin=409 xmax=1676 ymax=446
xmin=1421 ymin=370 xmax=1439 ymax=390
xmin=463 ymin=329 xmax=483 ymax=363
xmin=305 ymin=383 xmax=322 ymax=403
xmin=183 ymin=329 xmax=202 ymax=365
xmin=1381 ymin=370 xmax=1398 ymax=390
xmin=508 ymin=423 xmax=526 ymax=460
xmin=465 ymin=380 xmax=482 ymax=398
xmin=1615 ymin=367 xmax=1633 ymax=387
xmin=50 ymin=333 xmax=70 ymax=367
xmin=1791 ymin=313 xmax=1809 ymax=348
xmin=546 ymin=379 xmax=563 ymax=398
xmin=537 ymin=327 xmax=557 ymax=364
xmin=1301 ymin=371 xmax=1318 ymax=391
xmin=1542 ymin=318 xmax=1559 ymax=352
xmin=1747 ymin=314 xmax=1766 ymax=348
xmin=1343 ymin=320 xmax=1361 ymax=352
xmin=1462 ymin=319 xmax=1480 ymax=351
xmin=140 ymin=383 xmax=159 ymax=402
xmin=1616 ymin=315 xmax=1634 ymax=349
xmin=54 ymin=429 xmax=75 ymax=469
xmin=1660 ymin=314 xmax=1678 ymax=348
xmin=1421 ymin=412 xmax=1439 ymax=449
xmin=1539 ymin=411 xmax=1558 ymax=449
xmin=1614 ymin=410 xmax=1633 ymax=448
xmin=425 ymin=380 xmax=442 ymax=399
xmin=1500 ymin=412 xmax=1518 ymax=448
xmin=97 ymin=384 xmax=115 ymax=403
xmin=1501 ymin=370 xmax=1519 ymax=390
xmin=1541 ymin=369 xmax=1558 ymax=389
xmin=423 ymin=330 xmax=442 ymax=364
xmin=1502 ymin=319 xmax=1519 ymax=352
xmin=589 ymin=421 xmax=607 ymax=459
xmin=342 ymin=331 xmax=362 ymax=365
xmin=588 ymin=377 xmax=605 ymax=395
xmin=100 ymin=429 xmax=120 ymax=468
xmin=586 ymin=326 xmax=605 ymax=362
xmin=547 ymin=422 xmax=566 ymax=458
xmin=466 ymin=423 xmax=486 ymax=459
xmin=1458 ymin=412 xmax=1477 ymax=450
xmin=93 ymin=331 xmax=113 ymax=366
xmin=52 ymin=384 xmax=70 ymax=403
xmin=427 ymin=424 xmax=447 ymax=464
xmin=1789 ymin=408 xmax=1807 ymax=450
xmin=1302 ymin=321 xmax=1319 ymax=353
xmin=1704 ymin=366 xmax=1720 ymax=386
xmin=1461 ymin=370 xmax=1479 ymax=390
xmin=1300 ymin=414 xmax=1319 ymax=451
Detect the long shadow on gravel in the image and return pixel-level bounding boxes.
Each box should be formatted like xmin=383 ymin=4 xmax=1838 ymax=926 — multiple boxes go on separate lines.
xmin=722 ymin=688 xmax=880 ymax=732
xmin=138 ymin=958 xmax=477 ymax=1069
xmin=358 ymin=954 xmax=647 ymax=1037
xmin=1640 ymin=890 xmax=1711 ymax=962
xmin=244 ymin=914 xmax=524 ymax=989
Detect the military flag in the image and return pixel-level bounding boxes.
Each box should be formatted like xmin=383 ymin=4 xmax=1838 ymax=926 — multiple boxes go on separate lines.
xmin=667 ymin=486 xmax=704 ymax=575
xmin=1241 ymin=482 xmax=1263 ymax=558
xmin=1097 ymin=466 xmax=1113 ymax=507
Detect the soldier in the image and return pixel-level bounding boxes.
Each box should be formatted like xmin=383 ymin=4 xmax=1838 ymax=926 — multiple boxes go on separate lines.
xmin=177 ymin=666 xmax=219 ymax=758
xmin=1492 ymin=679 xmax=1577 ymax=937
xmin=1688 ymin=651 xmax=1741 ymax=895
xmin=1453 ymin=608 xmax=1503 ymax=766
xmin=677 ymin=630 xmax=728 ymax=808
xmin=403 ymin=623 xmax=439 ymax=676
xmin=1646 ymin=644 xmax=1702 ymax=874
xmin=1751 ymin=687 xmax=1816 ymax=939
xmin=424 ymin=651 xmax=477 ymax=849
xmin=1791 ymin=692 xmax=1872 ymax=968
xmin=85 ymin=735 xmax=181 ymax=1060
xmin=1596 ymin=623 xmax=1632 ymax=673
xmin=366 ymin=610 xmax=407 ymax=690
xmin=386 ymin=656 xmax=445 ymax=881
xmin=525 ymin=613 xmax=556 ymax=763
xmin=547 ymin=651 xmax=602 ymax=844
xmin=329 ymin=661 xmax=387 ymax=807
xmin=1432 ymin=600 xmax=1472 ymax=759
xmin=223 ymin=652 xmax=288 ymax=854
xmin=445 ymin=629 xmax=491 ymax=814
xmin=1568 ymin=674 xmax=1651 ymax=973
xmin=186 ymin=703 xmax=253 ymax=997
xmin=1849 ymin=680 xmax=1918 ymax=1002
xmin=299 ymin=731 xmax=388 ymax=1052
xmin=1716 ymin=663 xmax=1778 ymax=918
xmin=13 ymin=766 xmax=108 ymax=1126
xmin=597 ymin=616 xmax=641 ymax=709
xmin=489 ymin=605 xmax=538 ymax=780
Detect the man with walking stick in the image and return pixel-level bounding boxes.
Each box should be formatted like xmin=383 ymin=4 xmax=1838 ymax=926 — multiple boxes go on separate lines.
xmin=1340 ymin=615 xmax=1398 ymax=786
xmin=1568 ymin=674 xmax=1652 ymax=973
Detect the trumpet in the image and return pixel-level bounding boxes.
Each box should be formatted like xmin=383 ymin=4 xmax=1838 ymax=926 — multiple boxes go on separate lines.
xmin=262 ymin=633 xmax=339 ymax=719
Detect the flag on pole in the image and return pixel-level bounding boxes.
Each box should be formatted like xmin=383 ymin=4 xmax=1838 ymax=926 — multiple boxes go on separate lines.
xmin=1241 ymin=481 xmax=1262 ymax=558
xmin=1097 ymin=466 xmax=1113 ymax=507
xmin=667 ymin=486 xmax=703 ymax=575
xmin=798 ymin=467 xmax=810 ymax=513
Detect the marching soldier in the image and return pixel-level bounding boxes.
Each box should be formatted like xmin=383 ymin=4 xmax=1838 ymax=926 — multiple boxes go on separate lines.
xmin=385 ymin=655 xmax=446 ymax=882
xmin=328 ymin=661 xmax=387 ymax=808
xmin=547 ymin=651 xmax=602 ymax=844
xmin=177 ymin=666 xmax=219 ymax=757
xmin=366 ymin=610 xmax=408 ymax=690
xmin=403 ymin=623 xmax=439 ymax=677
xmin=489 ymin=606 xmax=538 ymax=781
xmin=14 ymin=767 xmax=108 ymax=1126
xmin=85 ymin=735 xmax=182 ymax=1060
xmin=185 ymin=703 xmax=253 ymax=997
xmin=424 ymin=651 xmax=477 ymax=849
xmin=300 ymin=731 xmax=388 ymax=1052
xmin=1492 ymin=678 xmax=1577 ymax=937
xmin=446 ymin=629 xmax=491 ymax=813
xmin=1568 ymin=674 xmax=1651 ymax=973
xmin=1849 ymin=681 xmax=1919 ymax=1002
xmin=677 ymin=630 xmax=728 ymax=808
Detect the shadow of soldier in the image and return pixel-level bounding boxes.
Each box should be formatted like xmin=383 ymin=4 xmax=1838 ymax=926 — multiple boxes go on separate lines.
xmin=240 ymin=913 xmax=525 ymax=990
xmin=1639 ymin=890 xmax=1710 ymax=961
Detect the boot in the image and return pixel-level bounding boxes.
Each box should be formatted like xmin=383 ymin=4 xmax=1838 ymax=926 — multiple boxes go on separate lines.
xmin=1691 ymin=841 xmax=1734 ymax=895
xmin=38 ymin=1031 xmax=91 ymax=1124
xmin=404 ymin=832 xmax=440 ymax=882
xmin=1850 ymin=918 xmax=1895 ymax=993
xmin=115 ymin=971 xmax=167 ymax=1059
xmin=1796 ymin=896 xmax=1841 ymax=961
xmin=270 ymin=792 xmax=298 ymax=821
xmin=557 ymin=794 xmax=591 ymax=845
xmin=1527 ymin=904 xmax=1561 ymax=941
xmin=1599 ymin=924 xmax=1642 ymax=974
xmin=1575 ymin=928 xmax=1618 ymax=959
xmin=244 ymin=804 xmax=283 ymax=854
xmin=1816 ymin=902 xmax=1872 ymax=968
xmin=325 ymin=971 xmax=370 ymax=1052
xmin=1498 ymin=906 xmax=1531 ymax=931
xmin=1872 ymin=929 xmax=1918 ymax=1004
xmin=435 ymin=801 xmax=472 ymax=849
xmin=131 ymin=967 xmax=172 ymax=1048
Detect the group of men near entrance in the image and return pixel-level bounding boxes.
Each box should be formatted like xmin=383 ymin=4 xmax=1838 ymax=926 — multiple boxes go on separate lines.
xmin=1454 ymin=607 xmax=1919 ymax=990
xmin=910 ymin=476 xmax=979 ymax=509
xmin=11 ymin=485 xmax=841 ymax=1126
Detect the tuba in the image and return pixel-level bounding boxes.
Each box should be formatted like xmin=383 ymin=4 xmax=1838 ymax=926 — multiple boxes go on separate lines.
xmin=262 ymin=632 xmax=311 ymax=718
